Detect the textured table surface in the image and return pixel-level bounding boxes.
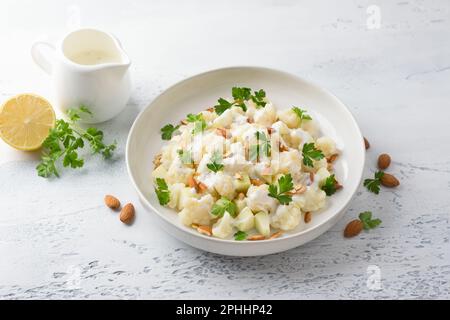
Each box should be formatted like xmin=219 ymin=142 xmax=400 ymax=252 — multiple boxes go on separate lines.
xmin=1 ymin=0 xmax=449 ymax=299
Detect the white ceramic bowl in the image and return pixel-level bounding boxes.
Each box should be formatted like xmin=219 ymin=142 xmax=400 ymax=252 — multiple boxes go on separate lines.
xmin=126 ymin=66 xmax=365 ymax=256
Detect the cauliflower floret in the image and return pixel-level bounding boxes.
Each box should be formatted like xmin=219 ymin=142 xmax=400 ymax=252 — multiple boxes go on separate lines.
xmin=166 ymin=157 xmax=195 ymax=185
xmin=201 ymin=132 xmax=226 ymax=155
xmin=200 ymin=110 xmax=217 ymax=123
xmin=254 ymin=103 xmax=276 ymax=127
xmin=178 ymin=187 xmax=199 ymax=210
xmin=289 ymin=129 xmax=313 ymax=149
xmin=292 ymin=186 xmax=326 ymax=212
xmin=315 ymin=167 xmax=331 ymax=188
xmin=270 ymin=203 xmax=303 ymax=231
xmin=178 ymin=194 xmax=214 ymax=226
xmin=212 ymin=108 xmax=233 ymax=128
xmin=277 ymin=108 xmax=300 ymax=128
xmin=231 ymin=106 xmax=248 ymax=124
xmin=213 ymin=172 xmax=236 ymax=199
xmin=222 ymin=142 xmax=251 ymax=174
xmin=303 ymin=157 xmax=328 ymax=173
xmin=301 ymin=119 xmax=320 ymax=138
xmin=234 ymin=207 xmax=254 ymax=231
xmin=316 ymin=136 xmax=337 ymax=157
xmin=277 ymin=150 xmax=303 ymax=174
xmin=167 ymin=183 xmax=184 ymax=209
xmin=271 ymin=120 xmax=290 ymax=135
xmin=244 ymin=99 xmax=258 ymax=119
xmin=212 ymin=211 xmax=235 ymax=239
xmin=246 ymin=184 xmax=278 ymax=214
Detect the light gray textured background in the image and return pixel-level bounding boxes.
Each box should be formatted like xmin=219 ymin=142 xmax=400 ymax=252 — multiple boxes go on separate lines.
xmin=0 ymin=0 xmax=449 ymax=299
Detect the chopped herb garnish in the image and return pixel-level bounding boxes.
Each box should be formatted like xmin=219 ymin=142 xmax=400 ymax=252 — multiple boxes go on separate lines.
xmin=234 ymin=231 xmax=247 ymax=241
xmin=292 ymin=107 xmax=312 ymax=125
xmin=363 ymin=171 xmax=384 ymax=194
xmin=359 ymin=211 xmax=382 ymax=230
xmin=302 ymin=142 xmax=324 ymax=167
xmin=186 ymin=113 xmax=207 ymax=134
xmin=206 ymin=151 xmax=224 ymax=173
xmin=154 ymin=178 xmax=170 ymax=205
xmin=160 ymin=123 xmax=180 ymax=140
xmin=321 ymin=174 xmax=339 ymax=196
xmin=214 ymin=87 xmax=267 ymax=115
xmin=211 ymin=197 xmax=238 ymax=218
xmin=268 ymin=174 xmax=294 ymax=205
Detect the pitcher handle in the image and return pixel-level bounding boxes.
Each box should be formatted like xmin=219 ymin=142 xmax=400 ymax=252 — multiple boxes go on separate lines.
xmin=31 ymin=41 xmax=56 ymax=75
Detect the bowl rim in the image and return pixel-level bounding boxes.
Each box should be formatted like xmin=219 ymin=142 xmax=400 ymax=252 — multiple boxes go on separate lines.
xmin=125 ymin=65 xmax=365 ymax=246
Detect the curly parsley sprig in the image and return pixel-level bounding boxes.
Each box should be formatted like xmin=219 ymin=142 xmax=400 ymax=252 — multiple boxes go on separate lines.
xmin=36 ymin=106 xmax=117 ymax=178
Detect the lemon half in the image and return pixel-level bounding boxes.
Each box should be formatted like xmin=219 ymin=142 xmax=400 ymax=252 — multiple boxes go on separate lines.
xmin=0 ymin=94 xmax=56 ymax=151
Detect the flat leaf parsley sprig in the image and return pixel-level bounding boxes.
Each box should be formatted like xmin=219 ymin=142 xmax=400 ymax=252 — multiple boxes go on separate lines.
xmin=268 ymin=174 xmax=294 ymax=205
xmin=214 ymin=87 xmax=267 ymax=115
xmin=363 ymin=171 xmax=384 ymax=194
xmin=36 ymin=106 xmax=117 ymax=178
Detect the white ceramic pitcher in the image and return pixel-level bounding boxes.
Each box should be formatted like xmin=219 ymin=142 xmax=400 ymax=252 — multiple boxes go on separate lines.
xmin=31 ymin=28 xmax=131 ymax=123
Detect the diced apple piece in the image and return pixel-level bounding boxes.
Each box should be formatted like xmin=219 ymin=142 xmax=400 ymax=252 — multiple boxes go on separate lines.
xmin=254 ymin=211 xmax=270 ymax=236
xmin=233 ymin=174 xmax=251 ymax=193
xmin=234 ymin=207 xmax=255 ymax=232
xmin=212 ymin=211 xmax=235 ymax=239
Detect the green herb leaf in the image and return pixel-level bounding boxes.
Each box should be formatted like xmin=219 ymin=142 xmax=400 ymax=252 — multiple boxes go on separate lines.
xmin=359 ymin=211 xmax=382 ymax=230
xmin=268 ymin=174 xmax=294 ymax=204
xmin=211 ymin=197 xmax=237 ymax=218
xmin=234 ymin=231 xmax=247 ymax=241
xmin=363 ymin=171 xmax=384 ymax=194
xmin=321 ymin=174 xmax=339 ymax=196
xmin=36 ymin=106 xmax=116 ymax=178
xmin=302 ymin=142 xmax=324 ymax=167
xmin=186 ymin=113 xmax=207 ymax=134
xmin=214 ymin=98 xmax=233 ymax=115
xmin=206 ymin=151 xmax=224 ymax=173
xmin=292 ymin=106 xmax=312 ymax=125
xmin=251 ymin=89 xmax=267 ymax=108
xmin=160 ymin=123 xmax=180 ymax=140
xmin=232 ymin=87 xmax=252 ymax=101
xmin=155 ymin=178 xmax=170 ymax=205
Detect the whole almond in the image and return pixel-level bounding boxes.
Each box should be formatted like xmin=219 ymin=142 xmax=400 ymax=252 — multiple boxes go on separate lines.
xmin=104 ymin=195 xmax=120 ymax=210
xmin=120 ymin=203 xmax=135 ymax=224
xmin=344 ymin=219 xmax=363 ymax=238
xmin=304 ymin=211 xmax=312 ymax=223
xmin=378 ymin=153 xmax=391 ymax=169
xmin=380 ymin=173 xmax=400 ymax=187
xmin=364 ymin=137 xmax=370 ymax=149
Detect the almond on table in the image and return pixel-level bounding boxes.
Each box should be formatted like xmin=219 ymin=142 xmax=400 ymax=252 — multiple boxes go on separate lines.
xmin=104 ymin=195 xmax=121 ymax=210
xmin=120 ymin=203 xmax=135 ymax=224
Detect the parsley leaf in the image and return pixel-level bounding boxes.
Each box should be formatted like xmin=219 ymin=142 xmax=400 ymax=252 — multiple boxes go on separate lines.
xmin=160 ymin=123 xmax=180 ymax=140
xmin=206 ymin=151 xmax=224 ymax=173
xmin=292 ymin=107 xmax=312 ymax=125
xmin=36 ymin=106 xmax=116 ymax=178
xmin=211 ymin=197 xmax=237 ymax=218
xmin=154 ymin=178 xmax=170 ymax=205
xmin=214 ymin=87 xmax=267 ymax=114
xmin=251 ymin=89 xmax=267 ymax=108
xmin=268 ymin=174 xmax=294 ymax=204
xmin=363 ymin=171 xmax=384 ymax=194
xmin=214 ymin=98 xmax=233 ymax=115
xmin=186 ymin=113 xmax=207 ymax=134
xmin=359 ymin=211 xmax=382 ymax=230
xmin=234 ymin=231 xmax=247 ymax=241
xmin=321 ymin=174 xmax=339 ymax=196
xmin=302 ymin=142 xmax=324 ymax=167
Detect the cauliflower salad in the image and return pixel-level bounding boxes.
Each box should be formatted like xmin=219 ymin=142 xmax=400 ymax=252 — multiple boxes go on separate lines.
xmin=152 ymin=87 xmax=342 ymax=241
